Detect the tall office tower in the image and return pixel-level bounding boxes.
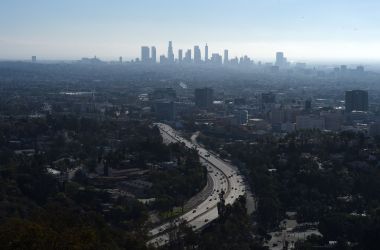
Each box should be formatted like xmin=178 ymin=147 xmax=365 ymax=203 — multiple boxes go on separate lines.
xmin=205 ymin=44 xmax=209 ymax=62
xmin=119 ymin=56 xmax=123 ymax=64
xmin=31 ymin=56 xmax=37 ymax=63
xmin=223 ymin=49 xmax=229 ymax=65
xmin=275 ymin=52 xmax=284 ymax=66
xmin=345 ymin=90 xmax=369 ymax=112
xmin=178 ymin=49 xmax=183 ymax=62
xmin=184 ymin=49 xmax=192 ymax=63
xmin=141 ymin=46 xmax=150 ymax=63
xmin=194 ymin=45 xmax=201 ymax=64
xmin=151 ymin=46 xmax=157 ymax=63
xmin=167 ymin=41 xmax=174 ymax=63
xmin=195 ymin=88 xmax=214 ymax=109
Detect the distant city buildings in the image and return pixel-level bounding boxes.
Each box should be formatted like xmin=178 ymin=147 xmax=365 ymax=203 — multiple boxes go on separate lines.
xmin=184 ymin=49 xmax=192 ymax=63
xmin=151 ymin=88 xmax=177 ymax=121
xmin=138 ymin=41 xmax=255 ymax=67
xmin=134 ymin=41 xmax=368 ymax=80
xmin=296 ymin=115 xmax=325 ymax=130
xmin=141 ymin=46 xmax=150 ymax=63
xmin=151 ymin=46 xmax=157 ymax=63
xmin=151 ymin=88 xmax=177 ymax=101
xmin=261 ymin=92 xmax=276 ymax=110
xmin=345 ymin=90 xmax=369 ymax=112
xmin=210 ymin=53 xmax=222 ymax=65
xmin=154 ymin=101 xmax=176 ymax=121
xmin=233 ymin=109 xmax=248 ymax=125
xmin=32 ymin=56 xmax=37 ymax=63
xmin=224 ymin=50 xmax=229 ymax=65
xmin=195 ymin=88 xmax=214 ymax=109
xmin=178 ymin=49 xmax=183 ymax=62
xmin=159 ymin=55 xmax=166 ymax=64
xmin=167 ymin=41 xmax=174 ymax=63
xmin=275 ymin=52 xmax=289 ymax=68
xmin=205 ymin=44 xmax=209 ymax=62
xmin=141 ymin=46 xmax=157 ymax=64
xmin=194 ymin=46 xmax=201 ymax=64
xmin=356 ymin=66 xmax=365 ymax=73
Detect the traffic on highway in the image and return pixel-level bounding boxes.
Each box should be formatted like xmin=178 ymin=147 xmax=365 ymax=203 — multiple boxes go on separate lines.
xmin=147 ymin=123 xmax=247 ymax=246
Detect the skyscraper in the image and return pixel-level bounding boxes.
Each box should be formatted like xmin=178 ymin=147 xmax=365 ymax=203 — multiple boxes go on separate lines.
xmin=184 ymin=49 xmax=192 ymax=63
xmin=194 ymin=45 xmax=201 ymax=64
xmin=275 ymin=52 xmax=287 ymax=67
xmin=141 ymin=46 xmax=150 ymax=63
xmin=178 ymin=49 xmax=183 ymax=62
xmin=119 ymin=56 xmax=123 ymax=64
xmin=345 ymin=90 xmax=369 ymax=112
xmin=223 ymin=50 xmax=229 ymax=65
xmin=151 ymin=46 xmax=157 ymax=63
xmin=167 ymin=41 xmax=174 ymax=63
xmin=205 ymin=44 xmax=209 ymax=62
xmin=32 ymin=56 xmax=37 ymax=63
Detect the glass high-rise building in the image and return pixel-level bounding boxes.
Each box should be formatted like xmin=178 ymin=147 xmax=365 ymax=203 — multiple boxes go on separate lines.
xmin=151 ymin=46 xmax=156 ymax=63
xmin=194 ymin=46 xmax=201 ymax=64
xmin=141 ymin=46 xmax=150 ymax=63
xmin=167 ymin=41 xmax=174 ymax=63
xmin=224 ymin=50 xmax=229 ymax=64
xmin=205 ymin=44 xmax=209 ymax=62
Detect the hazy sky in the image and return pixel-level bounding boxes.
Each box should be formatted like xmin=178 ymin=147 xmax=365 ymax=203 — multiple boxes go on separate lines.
xmin=1 ymin=0 xmax=380 ymax=62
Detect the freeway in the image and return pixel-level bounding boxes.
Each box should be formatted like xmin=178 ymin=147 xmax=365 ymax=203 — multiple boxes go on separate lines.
xmin=147 ymin=123 xmax=247 ymax=247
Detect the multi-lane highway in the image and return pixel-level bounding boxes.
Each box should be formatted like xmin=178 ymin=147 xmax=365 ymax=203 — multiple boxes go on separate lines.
xmin=147 ymin=123 xmax=247 ymax=247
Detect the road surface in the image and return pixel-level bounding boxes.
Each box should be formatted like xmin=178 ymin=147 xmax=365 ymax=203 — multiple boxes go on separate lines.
xmin=147 ymin=123 xmax=247 ymax=247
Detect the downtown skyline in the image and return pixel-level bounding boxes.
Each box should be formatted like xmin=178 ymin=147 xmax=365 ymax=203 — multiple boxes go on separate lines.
xmin=139 ymin=41 xmax=256 ymax=66
xmin=1 ymin=0 xmax=380 ymax=62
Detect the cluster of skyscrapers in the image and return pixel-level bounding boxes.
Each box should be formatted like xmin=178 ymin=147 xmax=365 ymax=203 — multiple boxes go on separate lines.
xmin=140 ymin=41 xmax=255 ymax=66
xmin=141 ymin=46 xmax=157 ymax=63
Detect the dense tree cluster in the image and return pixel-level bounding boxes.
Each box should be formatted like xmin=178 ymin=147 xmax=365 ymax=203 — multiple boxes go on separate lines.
xmin=199 ymin=129 xmax=380 ymax=249
xmin=148 ymin=143 xmax=207 ymax=213
xmin=0 ymin=115 xmax=208 ymax=249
